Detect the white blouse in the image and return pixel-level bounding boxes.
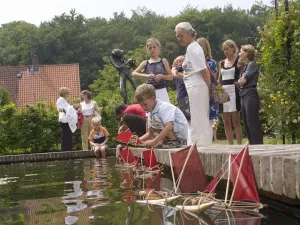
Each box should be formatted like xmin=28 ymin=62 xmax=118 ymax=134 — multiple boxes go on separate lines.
xmin=80 ymin=101 xmax=96 ymax=116
xmin=56 ymin=97 xmax=70 ymax=123
xmin=182 ymin=41 xmax=207 ymax=88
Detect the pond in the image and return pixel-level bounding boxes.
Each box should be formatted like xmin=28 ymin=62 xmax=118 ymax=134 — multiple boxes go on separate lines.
xmin=0 ymin=158 xmax=299 ymax=225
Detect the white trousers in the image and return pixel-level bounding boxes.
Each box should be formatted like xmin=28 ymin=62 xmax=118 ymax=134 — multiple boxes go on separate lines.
xmin=187 ymin=85 xmax=212 ymax=146
xmin=155 ymin=87 xmax=170 ymax=103
xmin=187 ymin=122 xmax=192 ymax=145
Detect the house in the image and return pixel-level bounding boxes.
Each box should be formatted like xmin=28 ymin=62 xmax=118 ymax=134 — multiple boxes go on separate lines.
xmin=0 ymin=63 xmax=81 ymax=108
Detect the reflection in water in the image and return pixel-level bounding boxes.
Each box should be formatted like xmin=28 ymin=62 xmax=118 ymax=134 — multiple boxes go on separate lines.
xmin=117 ymin=164 xmax=262 ymax=225
xmin=62 ymin=158 xmax=111 ymax=224
xmin=0 ymin=158 xmax=298 ymax=225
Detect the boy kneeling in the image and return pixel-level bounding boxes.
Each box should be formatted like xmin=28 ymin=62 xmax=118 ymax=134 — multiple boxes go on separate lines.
xmin=135 ymin=84 xmax=188 ymax=148
xmin=88 ymin=117 xmax=109 ymax=158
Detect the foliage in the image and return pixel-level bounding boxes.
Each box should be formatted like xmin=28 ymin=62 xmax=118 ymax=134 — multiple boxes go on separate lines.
xmin=0 ymin=84 xmax=11 ymax=107
xmin=7 ymin=101 xmax=61 ymax=152
xmin=0 ymin=100 xmax=84 ymax=154
xmin=258 ymin=0 xmax=300 ymax=138
xmin=0 ymin=5 xmax=268 ymax=90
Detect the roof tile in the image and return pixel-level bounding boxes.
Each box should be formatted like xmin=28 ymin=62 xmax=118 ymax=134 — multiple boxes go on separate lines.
xmin=0 ymin=64 xmax=81 ymax=108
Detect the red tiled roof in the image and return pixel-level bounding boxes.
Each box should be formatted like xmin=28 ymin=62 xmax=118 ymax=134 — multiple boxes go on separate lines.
xmin=0 ymin=64 xmax=81 ymax=108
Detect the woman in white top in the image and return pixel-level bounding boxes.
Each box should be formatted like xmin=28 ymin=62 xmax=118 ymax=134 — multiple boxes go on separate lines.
xmin=218 ymin=40 xmax=242 ymax=145
xmin=174 ymin=22 xmax=212 ymax=146
xmin=78 ymin=90 xmax=101 ymax=150
xmin=56 ymin=87 xmax=73 ymax=151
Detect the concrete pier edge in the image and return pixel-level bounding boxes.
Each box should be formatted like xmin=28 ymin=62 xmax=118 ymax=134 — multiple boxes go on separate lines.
xmin=0 ymin=148 xmax=116 ymax=164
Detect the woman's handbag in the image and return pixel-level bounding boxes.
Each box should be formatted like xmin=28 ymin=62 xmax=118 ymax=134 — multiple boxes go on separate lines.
xmin=210 ymin=77 xmax=230 ymax=104
xmin=206 ymin=63 xmax=230 ymax=104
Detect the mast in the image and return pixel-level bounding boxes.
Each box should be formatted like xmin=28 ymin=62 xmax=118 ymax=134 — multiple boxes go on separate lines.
xmin=229 ymin=143 xmax=249 ymax=206
xmin=169 ymin=150 xmax=177 ymax=192
xmin=224 ymin=154 xmax=231 ymax=204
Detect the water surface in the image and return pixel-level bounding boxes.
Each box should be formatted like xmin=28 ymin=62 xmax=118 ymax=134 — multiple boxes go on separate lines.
xmin=0 ymin=158 xmax=299 ymax=225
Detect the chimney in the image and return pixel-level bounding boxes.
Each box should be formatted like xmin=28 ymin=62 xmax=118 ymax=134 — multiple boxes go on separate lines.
xmin=32 ymin=55 xmax=39 ymax=73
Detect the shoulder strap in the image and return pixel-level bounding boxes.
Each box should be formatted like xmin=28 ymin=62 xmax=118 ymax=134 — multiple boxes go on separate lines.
xmin=220 ymin=60 xmax=225 ymax=68
xmin=145 ymin=60 xmax=149 ymax=67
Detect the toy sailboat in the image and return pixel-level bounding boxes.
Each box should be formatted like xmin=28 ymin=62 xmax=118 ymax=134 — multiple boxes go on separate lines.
xmin=201 ymin=142 xmax=265 ymax=212
xmin=137 ymin=142 xmax=265 ymax=214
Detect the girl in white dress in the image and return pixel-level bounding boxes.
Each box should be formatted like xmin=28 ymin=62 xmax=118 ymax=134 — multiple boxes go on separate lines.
xmin=219 ymin=40 xmax=242 ymax=145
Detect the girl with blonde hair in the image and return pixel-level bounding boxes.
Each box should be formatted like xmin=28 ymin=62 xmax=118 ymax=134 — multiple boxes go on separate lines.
xmin=133 ymin=37 xmax=173 ymax=103
xmin=219 ymin=39 xmax=242 ymax=145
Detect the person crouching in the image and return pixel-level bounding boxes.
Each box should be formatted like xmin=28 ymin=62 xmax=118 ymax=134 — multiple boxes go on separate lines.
xmin=135 ymin=84 xmax=188 ymax=148
xmin=88 ymin=117 xmax=110 ymax=158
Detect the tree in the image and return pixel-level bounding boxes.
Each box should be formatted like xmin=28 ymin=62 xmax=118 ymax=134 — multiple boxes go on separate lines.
xmin=0 ymin=21 xmax=39 ymax=66
xmin=259 ymin=0 xmax=300 ymax=142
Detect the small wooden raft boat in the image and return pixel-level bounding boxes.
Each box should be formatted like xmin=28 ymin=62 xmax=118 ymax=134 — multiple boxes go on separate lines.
xmin=136 ymin=142 xmax=266 ymax=214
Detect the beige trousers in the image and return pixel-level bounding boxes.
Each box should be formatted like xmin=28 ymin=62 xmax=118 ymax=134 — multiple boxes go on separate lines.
xmin=81 ymin=116 xmax=93 ymax=150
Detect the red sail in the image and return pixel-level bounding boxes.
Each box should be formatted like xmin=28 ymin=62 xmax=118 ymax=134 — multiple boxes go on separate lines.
xmin=171 ymin=145 xmax=207 ymax=193
xmin=114 ymin=131 xmax=143 ymax=146
xmin=119 ymin=147 xmax=138 ymax=166
xmin=143 ymin=149 xmax=159 ymax=170
xmin=115 ymin=131 xmax=133 ymax=143
xmin=204 ymin=169 xmax=222 ymax=193
xmin=145 ymin=172 xmax=161 ymax=190
xmin=231 ymin=147 xmax=260 ymax=203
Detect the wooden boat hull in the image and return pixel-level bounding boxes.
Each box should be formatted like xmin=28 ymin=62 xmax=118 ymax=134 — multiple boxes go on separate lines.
xmin=175 ymin=202 xmax=215 ymax=213
xmin=136 ymin=195 xmax=181 ymax=205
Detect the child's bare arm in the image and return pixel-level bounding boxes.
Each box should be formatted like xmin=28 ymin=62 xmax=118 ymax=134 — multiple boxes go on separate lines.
xmin=89 ymin=141 xmax=96 ymax=147
xmin=160 ymin=59 xmax=174 ymax=81
xmin=139 ymin=127 xmax=154 ymax=142
xmin=101 ymin=136 xmax=109 ymax=146
xmin=132 ymin=60 xmax=153 ymax=78
xmin=144 ymin=122 xmax=173 ymax=148
xmin=153 ymin=122 xmax=173 ymax=144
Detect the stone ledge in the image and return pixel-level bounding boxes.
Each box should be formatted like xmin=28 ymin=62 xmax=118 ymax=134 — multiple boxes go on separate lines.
xmin=0 ymin=148 xmax=116 ymax=165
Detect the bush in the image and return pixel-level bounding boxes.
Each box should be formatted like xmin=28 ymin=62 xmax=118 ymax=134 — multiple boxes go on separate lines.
xmin=0 ymin=100 xmax=83 ymax=155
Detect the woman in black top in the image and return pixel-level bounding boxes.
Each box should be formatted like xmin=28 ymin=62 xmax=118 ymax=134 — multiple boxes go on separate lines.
xmin=238 ymin=45 xmax=263 ymax=144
